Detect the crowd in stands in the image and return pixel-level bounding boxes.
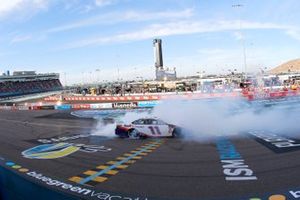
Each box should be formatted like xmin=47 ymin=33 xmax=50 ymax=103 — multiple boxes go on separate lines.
xmin=74 ymin=76 xmax=300 ymax=97
xmin=0 ymin=79 xmax=62 ymax=98
xmin=74 ymin=81 xmax=240 ymax=96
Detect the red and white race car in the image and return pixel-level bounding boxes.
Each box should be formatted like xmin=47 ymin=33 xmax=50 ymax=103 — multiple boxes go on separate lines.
xmin=115 ymin=118 xmax=181 ymax=139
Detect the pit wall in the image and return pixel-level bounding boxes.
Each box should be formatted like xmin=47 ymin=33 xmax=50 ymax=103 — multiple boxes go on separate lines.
xmin=1 ymin=90 xmax=300 ymax=111
xmin=45 ymin=92 xmax=239 ymax=102
xmin=0 ymin=101 xmax=159 ymax=111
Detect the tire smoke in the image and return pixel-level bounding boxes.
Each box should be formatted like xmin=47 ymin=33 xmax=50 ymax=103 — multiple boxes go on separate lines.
xmin=151 ymin=98 xmax=300 ymax=140
xmin=91 ymin=98 xmax=300 ymax=140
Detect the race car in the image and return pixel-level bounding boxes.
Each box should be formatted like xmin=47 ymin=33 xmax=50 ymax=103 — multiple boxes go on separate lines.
xmin=115 ymin=118 xmax=181 ymax=139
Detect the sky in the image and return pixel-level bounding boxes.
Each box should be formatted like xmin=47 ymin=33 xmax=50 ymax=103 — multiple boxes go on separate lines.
xmin=0 ymin=0 xmax=300 ymax=85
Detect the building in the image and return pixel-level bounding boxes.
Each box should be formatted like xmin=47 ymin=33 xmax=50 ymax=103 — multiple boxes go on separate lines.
xmin=153 ymin=39 xmax=177 ymax=81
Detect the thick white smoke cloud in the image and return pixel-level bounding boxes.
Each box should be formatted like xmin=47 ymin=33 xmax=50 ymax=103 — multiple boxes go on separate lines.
xmin=91 ymin=98 xmax=300 ymax=140
xmin=91 ymin=122 xmax=118 ymax=137
xmin=152 ymin=98 xmax=300 ymax=140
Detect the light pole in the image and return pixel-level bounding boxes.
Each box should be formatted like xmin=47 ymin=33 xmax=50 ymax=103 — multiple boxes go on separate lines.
xmin=63 ymin=72 xmax=67 ymax=87
xmin=134 ymin=67 xmax=137 ymax=81
xmin=96 ymin=68 xmax=100 ymax=83
xmin=81 ymin=72 xmax=85 ymax=85
xmin=232 ymin=4 xmax=247 ymax=80
xmin=89 ymin=72 xmax=93 ymax=84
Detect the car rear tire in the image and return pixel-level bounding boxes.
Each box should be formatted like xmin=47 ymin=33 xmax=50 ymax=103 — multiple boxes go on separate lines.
xmin=172 ymin=128 xmax=181 ymax=138
xmin=128 ymin=129 xmax=140 ymax=139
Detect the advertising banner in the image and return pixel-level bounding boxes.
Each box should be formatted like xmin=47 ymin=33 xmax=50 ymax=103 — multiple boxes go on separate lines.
xmin=90 ymin=103 xmax=113 ymax=109
xmin=112 ymin=102 xmax=138 ymax=109
xmin=40 ymin=105 xmax=55 ymax=110
xmin=71 ymin=104 xmax=91 ymax=109
xmin=55 ymin=105 xmax=71 ymax=110
xmin=137 ymin=101 xmax=160 ymax=108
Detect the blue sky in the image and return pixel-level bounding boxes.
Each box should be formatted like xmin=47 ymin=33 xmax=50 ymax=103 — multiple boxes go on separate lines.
xmin=0 ymin=0 xmax=300 ymax=85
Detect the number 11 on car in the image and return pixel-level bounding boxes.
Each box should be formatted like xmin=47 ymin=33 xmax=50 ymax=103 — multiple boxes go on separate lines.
xmin=148 ymin=126 xmax=162 ymax=135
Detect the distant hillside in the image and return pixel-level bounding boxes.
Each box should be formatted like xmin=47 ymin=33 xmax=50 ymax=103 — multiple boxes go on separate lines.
xmin=270 ymin=59 xmax=300 ymax=74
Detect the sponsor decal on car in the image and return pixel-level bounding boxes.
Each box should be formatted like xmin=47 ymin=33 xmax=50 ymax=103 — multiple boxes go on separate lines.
xmin=249 ymin=130 xmax=300 ymax=153
xmin=216 ymin=137 xmax=257 ymax=181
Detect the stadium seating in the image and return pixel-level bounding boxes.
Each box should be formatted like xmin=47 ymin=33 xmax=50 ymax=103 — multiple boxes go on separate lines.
xmin=0 ymin=79 xmax=62 ymax=98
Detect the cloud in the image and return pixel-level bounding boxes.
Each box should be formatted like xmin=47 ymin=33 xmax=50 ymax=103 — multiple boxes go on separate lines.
xmin=64 ymin=20 xmax=287 ymax=49
xmin=232 ymin=31 xmax=244 ymax=41
xmin=10 ymin=34 xmax=32 ymax=44
xmin=95 ymin=0 xmax=115 ymax=7
xmin=286 ymin=29 xmax=300 ymax=42
xmin=0 ymin=0 xmax=23 ymax=13
xmin=47 ymin=8 xmax=194 ymax=33
xmin=0 ymin=0 xmax=49 ymax=19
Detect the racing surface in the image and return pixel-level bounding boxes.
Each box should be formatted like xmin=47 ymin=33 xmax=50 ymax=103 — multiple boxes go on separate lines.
xmin=0 ymin=109 xmax=300 ymax=200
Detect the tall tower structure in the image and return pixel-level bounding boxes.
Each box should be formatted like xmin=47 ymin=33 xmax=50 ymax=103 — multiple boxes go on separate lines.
xmin=153 ymin=39 xmax=163 ymax=70
xmin=152 ymin=38 xmax=176 ymax=81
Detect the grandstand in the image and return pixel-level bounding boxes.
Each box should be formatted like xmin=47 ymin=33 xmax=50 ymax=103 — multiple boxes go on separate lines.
xmin=0 ymin=71 xmax=62 ymax=99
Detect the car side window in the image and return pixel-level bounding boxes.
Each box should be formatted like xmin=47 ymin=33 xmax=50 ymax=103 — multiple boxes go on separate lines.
xmin=137 ymin=119 xmax=145 ymax=124
xmin=143 ymin=119 xmax=151 ymax=125
xmin=132 ymin=120 xmax=142 ymax=124
xmin=152 ymin=120 xmax=158 ymax=125
xmin=156 ymin=120 xmax=165 ymax=125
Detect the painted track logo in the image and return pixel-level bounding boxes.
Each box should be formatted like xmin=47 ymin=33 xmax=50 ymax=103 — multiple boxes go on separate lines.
xmin=22 ymin=142 xmax=111 ymax=159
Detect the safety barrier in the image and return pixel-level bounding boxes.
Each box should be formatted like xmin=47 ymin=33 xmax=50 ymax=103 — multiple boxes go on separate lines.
xmin=71 ymin=104 xmax=91 ymax=109
xmin=64 ymin=95 xmax=159 ymax=102
xmin=44 ymin=92 xmax=240 ymax=102
xmin=0 ymin=106 xmax=14 ymax=110
xmin=3 ymin=90 xmax=300 ymax=111
xmin=243 ymin=90 xmax=300 ymax=100
xmin=55 ymin=105 xmax=72 ymax=110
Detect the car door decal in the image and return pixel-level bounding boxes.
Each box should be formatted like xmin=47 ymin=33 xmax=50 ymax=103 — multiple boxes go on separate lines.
xmin=148 ymin=126 xmax=162 ymax=135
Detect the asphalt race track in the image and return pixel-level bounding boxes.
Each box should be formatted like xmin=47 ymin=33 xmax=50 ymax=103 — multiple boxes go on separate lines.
xmin=0 ymin=110 xmax=300 ymax=200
